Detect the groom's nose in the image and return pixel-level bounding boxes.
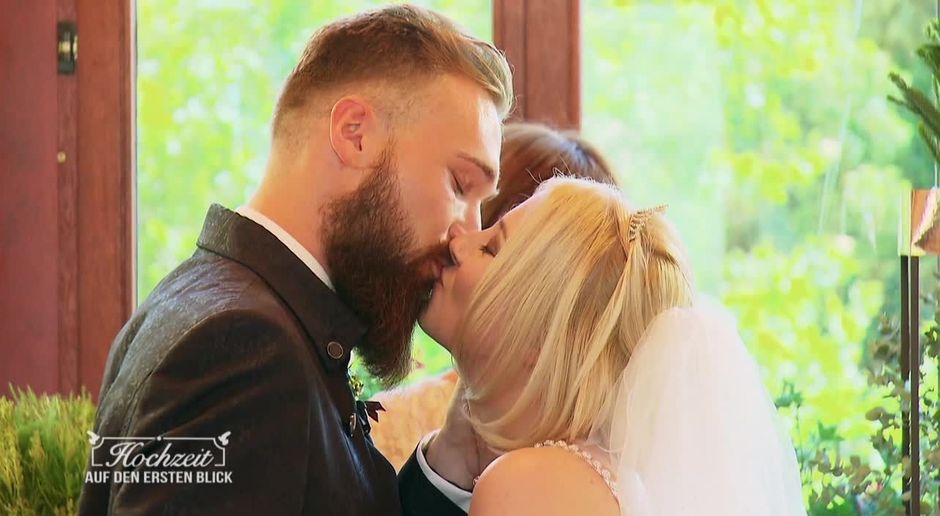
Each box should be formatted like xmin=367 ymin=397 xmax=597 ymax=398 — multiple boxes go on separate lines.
xmin=447 ymin=223 xmax=467 ymax=241
xmin=463 ymin=202 xmax=482 ymax=231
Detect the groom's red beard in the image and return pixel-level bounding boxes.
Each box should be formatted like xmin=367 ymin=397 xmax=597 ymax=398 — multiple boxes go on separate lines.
xmin=323 ymin=150 xmax=450 ymax=387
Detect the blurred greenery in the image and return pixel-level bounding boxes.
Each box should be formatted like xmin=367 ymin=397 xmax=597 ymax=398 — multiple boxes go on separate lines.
xmin=137 ymin=0 xmax=937 ymax=510
xmin=583 ymin=0 xmax=932 ymax=476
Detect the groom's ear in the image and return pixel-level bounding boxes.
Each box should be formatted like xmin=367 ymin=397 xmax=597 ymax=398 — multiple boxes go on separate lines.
xmin=329 ymin=96 xmax=383 ymax=169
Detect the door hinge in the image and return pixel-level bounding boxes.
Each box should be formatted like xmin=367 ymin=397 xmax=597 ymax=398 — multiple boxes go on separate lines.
xmin=57 ymin=21 xmax=78 ymax=75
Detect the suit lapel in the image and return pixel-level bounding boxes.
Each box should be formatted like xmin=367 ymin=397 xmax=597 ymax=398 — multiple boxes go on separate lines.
xmin=195 ymin=203 xmax=366 ymax=373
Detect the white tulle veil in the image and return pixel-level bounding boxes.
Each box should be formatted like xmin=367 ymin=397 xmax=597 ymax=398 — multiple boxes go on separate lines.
xmin=587 ymin=297 xmax=806 ymax=515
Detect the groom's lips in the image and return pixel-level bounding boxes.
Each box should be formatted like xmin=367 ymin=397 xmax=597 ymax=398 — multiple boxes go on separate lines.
xmin=437 ymin=266 xmax=456 ymax=289
xmin=431 ymin=257 xmax=451 ymax=282
xmin=421 ymin=259 xmax=448 ymax=298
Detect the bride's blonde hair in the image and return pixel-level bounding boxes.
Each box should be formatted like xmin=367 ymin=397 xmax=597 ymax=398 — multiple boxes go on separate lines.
xmin=456 ymin=177 xmax=694 ymax=450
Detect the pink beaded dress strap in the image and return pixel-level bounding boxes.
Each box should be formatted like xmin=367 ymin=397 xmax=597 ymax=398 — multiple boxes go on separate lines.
xmin=534 ymin=439 xmax=621 ymax=506
xmin=470 ymin=439 xmax=622 ymax=509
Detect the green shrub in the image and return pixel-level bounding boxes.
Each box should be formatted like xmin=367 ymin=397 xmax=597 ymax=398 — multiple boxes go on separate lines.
xmin=0 ymin=387 xmax=95 ymax=516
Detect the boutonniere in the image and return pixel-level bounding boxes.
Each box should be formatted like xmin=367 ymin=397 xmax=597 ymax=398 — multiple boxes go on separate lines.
xmin=362 ymin=400 xmax=385 ymax=423
xmin=349 ymin=371 xmax=366 ymax=399
xmin=348 ymin=371 xmax=385 ymax=423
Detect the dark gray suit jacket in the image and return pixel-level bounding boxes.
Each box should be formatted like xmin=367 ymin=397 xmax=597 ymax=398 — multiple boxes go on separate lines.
xmin=78 ymin=204 xmax=462 ymax=515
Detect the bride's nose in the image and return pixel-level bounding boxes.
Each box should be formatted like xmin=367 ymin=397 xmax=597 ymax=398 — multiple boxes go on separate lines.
xmin=447 ymin=224 xmax=468 ymax=266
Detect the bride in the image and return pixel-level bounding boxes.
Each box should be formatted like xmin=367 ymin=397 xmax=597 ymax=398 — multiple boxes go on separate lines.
xmin=417 ymin=177 xmax=806 ymax=515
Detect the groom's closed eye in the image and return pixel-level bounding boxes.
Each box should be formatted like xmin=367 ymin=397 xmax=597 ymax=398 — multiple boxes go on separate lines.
xmin=449 ymin=168 xmax=466 ymax=197
xmin=456 ymin=152 xmax=499 ymax=200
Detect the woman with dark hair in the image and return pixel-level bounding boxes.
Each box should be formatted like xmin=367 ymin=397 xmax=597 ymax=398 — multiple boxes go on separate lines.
xmin=371 ymin=122 xmax=619 ymax=470
xmin=482 ymin=123 xmax=618 ymax=228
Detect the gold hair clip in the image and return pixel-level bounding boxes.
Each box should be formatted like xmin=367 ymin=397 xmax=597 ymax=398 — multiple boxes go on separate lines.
xmin=627 ymin=204 xmax=668 ymax=242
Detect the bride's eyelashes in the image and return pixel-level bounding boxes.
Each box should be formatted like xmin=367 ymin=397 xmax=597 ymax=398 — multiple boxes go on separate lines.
xmin=480 ymin=235 xmax=499 ymax=257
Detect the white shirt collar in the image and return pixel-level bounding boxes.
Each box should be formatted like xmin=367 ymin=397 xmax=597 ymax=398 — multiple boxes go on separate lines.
xmin=417 ymin=431 xmax=472 ymax=511
xmin=235 ymin=206 xmax=334 ymax=291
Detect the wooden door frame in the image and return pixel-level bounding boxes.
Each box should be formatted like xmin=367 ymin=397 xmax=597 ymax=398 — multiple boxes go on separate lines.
xmin=494 ymin=0 xmax=581 ymax=130
xmin=59 ymin=0 xmax=136 ymax=399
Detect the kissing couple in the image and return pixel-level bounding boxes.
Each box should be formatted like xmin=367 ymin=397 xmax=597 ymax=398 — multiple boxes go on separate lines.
xmin=79 ymin=4 xmax=805 ymax=515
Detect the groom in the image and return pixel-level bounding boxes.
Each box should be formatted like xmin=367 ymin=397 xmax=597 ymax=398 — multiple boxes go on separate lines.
xmin=77 ymin=5 xmax=511 ymax=515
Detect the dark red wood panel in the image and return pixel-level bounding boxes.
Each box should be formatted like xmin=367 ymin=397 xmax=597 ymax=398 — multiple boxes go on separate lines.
xmin=0 ymin=0 xmax=61 ymax=397
xmin=0 ymin=0 xmax=133 ymax=401
xmin=0 ymin=0 xmax=577 ymax=401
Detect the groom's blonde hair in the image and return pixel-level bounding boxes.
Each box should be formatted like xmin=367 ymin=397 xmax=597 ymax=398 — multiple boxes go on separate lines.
xmin=457 ymin=177 xmax=695 ymax=450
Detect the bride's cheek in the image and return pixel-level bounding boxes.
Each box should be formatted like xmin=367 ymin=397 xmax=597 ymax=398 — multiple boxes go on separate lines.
xmin=456 ymin=268 xmax=482 ymax=305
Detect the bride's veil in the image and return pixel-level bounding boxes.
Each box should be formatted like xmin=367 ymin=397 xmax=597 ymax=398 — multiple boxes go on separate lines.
xmin=587 ymin=298 xmax=806 ymax=515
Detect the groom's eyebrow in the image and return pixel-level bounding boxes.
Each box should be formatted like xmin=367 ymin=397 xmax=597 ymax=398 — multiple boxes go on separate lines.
xmin=457 ymin=152 xmax=496 ymax=183
xmin=498 ymin=219 xmax=508 ymax=241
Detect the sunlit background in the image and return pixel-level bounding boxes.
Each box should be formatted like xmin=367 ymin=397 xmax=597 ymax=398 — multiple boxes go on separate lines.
xmin=136 ymin=0 xmax=935 ymax=507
